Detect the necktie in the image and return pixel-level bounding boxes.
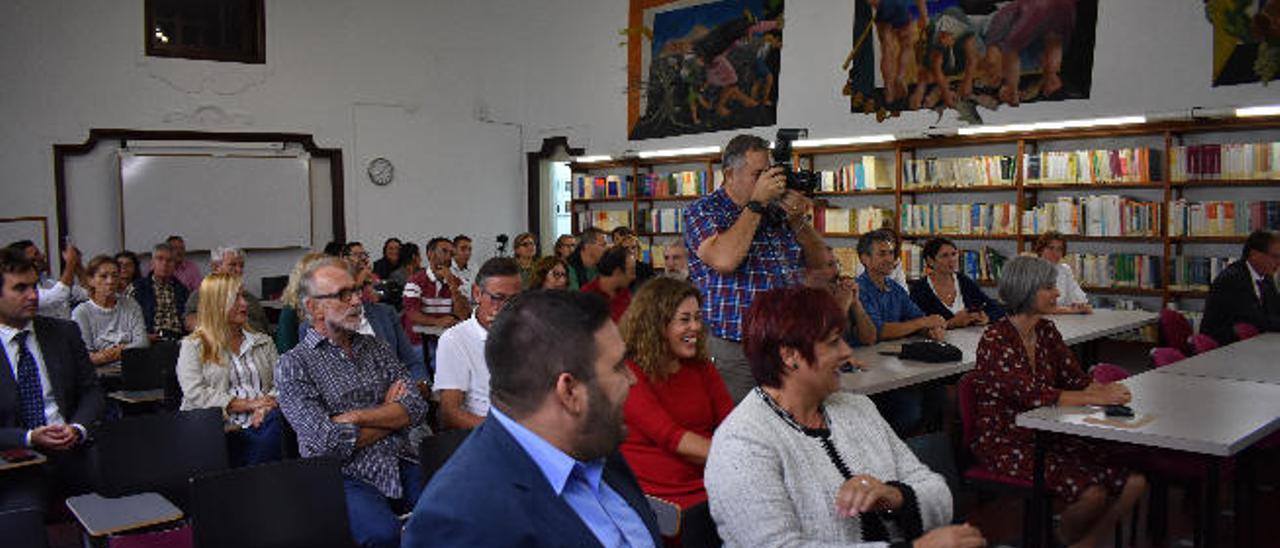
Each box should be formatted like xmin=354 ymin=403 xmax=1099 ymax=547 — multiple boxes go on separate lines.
xmin=14 ymin=331 xmax=47 ymax=429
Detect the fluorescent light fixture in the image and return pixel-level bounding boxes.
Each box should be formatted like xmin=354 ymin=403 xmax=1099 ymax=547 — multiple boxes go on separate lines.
xmin=1236 ymin=105 xmax=1280 ymax=117
xmin=637 ymin=146 xmax=720 ymax=159
xmin=572 ymin=155 xmax=613 ymax=163
xmin=792 ymin=134 xmax=896 ymax=148
xmin=958 ymin=115 xmax=1145 ymax=135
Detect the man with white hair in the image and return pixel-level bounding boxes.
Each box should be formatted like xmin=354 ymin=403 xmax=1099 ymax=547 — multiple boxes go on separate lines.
xmin=183 ymin=246 xmax=270 ymax=334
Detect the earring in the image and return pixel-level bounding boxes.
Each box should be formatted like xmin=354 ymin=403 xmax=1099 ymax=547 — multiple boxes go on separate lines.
xmin=788 ymin=362 xmax=799 ymax=370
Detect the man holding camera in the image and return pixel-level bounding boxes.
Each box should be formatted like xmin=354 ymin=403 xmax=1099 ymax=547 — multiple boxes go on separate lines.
xmin=684 ymin=134 xmax=827 ymax=402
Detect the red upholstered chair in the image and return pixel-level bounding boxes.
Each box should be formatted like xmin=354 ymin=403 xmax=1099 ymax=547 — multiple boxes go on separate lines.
xmin=1233 ymin=322 xmax=1261 ymax=341
xmin=1089 ymin=363 xmax=1130 ymax=384
xmin=956 ymin=373 xmax=1037 ymax=546
xmin=1149 ymin=347 xmax=1186 ymax=368
xmin=1191 ymin=333 xmax=1220 ymax=355
xmin=1158 ymin=309 xmax=1194 ymax=355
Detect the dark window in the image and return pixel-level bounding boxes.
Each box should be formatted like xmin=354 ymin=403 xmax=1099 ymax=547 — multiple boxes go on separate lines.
xmin=145 ymin=0 xmax=265 ymax=64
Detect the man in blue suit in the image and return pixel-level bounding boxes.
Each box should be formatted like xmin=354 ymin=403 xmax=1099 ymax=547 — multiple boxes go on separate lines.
xmin=402 ymin=290 xmax=661 ymax=547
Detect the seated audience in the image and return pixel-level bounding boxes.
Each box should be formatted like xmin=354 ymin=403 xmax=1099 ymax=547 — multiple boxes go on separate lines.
xmin=1033 ymin=231 xmax=1092 ymax=314
xmin=705 ymin=286 xmax=980 ymax=547
xmin=71 ymin=255 xmax=148 ymax=369
xmin=372 ymin=238 xmax=402 ymax=280
xmin=274 ymin=252 xmax=326 ymax=354
xmin=566 ymin=226 xmax=608 ymax=289
xmin=389 ymin=242 xmax=422 ymax=287
xmin=513 ymin=232 xmax=539 ymax=287
xmin=7 ymin=240 xmax=88 ymax=320
xmin=434 ymin=258 xmax=522 ymax=430
xmin=164 ymin=235 xmax=203 ymax=292
xmin=403 ymin=290 xmax=661 ymax=547
xmin=451 ymin=234 xmax=475 ymax=304
xmin=184 ymin=246 xmax=270 ymax=334
xmin=133 ymin=242 xmax=189 ymax=340
xmin=553 ymin=233 xmax=578 ymax=260
xmin=114 ymin=250 xmax=142 ymax=299
xmin=972 ymin=256 xmax=1146 ymax=547
xmin=528 ymin=256 xmax=570 ymax=290
xmin=582 ymin=245 xmax=635 ymax=322
xmin=1201 ymin=229 xmax=1280 ymax=343
xmin=613 ymin=227 xmax=656 ymax=289
xmin=277 ymin=258 xmax=428 ymax=548
xmin=856 ymin=229 xmax=946 ymax=342
xmin=661 ymin=237 xmax=689 ymax=280
xmin=0 ymin=247 xmax=103 ymax=516
xmin=403 ymin=237 xmax=470 ymax=372
xmin=618 ymin=277 xmax=732 ymax=511
xmin=806 ymin=245 xmax=877 ymax=347
xmin=177 ymin=272 xmax=283 ymax=467
xmin=909 ymin=237 xmax=1004 ymax=328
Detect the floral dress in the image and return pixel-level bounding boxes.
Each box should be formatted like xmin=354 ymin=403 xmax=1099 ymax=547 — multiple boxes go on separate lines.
xmin=971 ymin=317 xmax=1128 ymax=503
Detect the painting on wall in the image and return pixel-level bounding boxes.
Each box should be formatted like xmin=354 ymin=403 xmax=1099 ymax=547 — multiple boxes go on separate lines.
xmin=1207 ymin=0 xmax=1280 ymax=86
xmin=844 ymin=0 xmax=1099 ymax=124
xmin=627 ymin=0 xmax=783 ymax=140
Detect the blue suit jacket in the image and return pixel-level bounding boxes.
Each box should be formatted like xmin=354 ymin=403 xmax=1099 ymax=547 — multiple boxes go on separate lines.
xmin=0 ymin=316 xmax=104 ymax=449
xmin=402 ymin=413 xmax=662 ymax=547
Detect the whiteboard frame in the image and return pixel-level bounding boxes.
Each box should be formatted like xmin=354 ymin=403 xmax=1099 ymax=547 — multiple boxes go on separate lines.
xmin=0 ymin=216 xmax=50 ymax=257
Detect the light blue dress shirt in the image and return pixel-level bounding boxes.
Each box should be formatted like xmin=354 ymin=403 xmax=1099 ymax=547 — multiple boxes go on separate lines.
xmin=491 ymin=408 xmax=655 ymax=548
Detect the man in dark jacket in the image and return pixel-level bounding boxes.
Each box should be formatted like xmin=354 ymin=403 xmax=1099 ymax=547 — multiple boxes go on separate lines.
xmin=1201 ymin=229 xmax=1280 ymax=344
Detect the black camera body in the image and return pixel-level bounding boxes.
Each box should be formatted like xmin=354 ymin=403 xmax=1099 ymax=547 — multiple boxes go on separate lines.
xmin=772 ymin=128 xmax=820 ymax=196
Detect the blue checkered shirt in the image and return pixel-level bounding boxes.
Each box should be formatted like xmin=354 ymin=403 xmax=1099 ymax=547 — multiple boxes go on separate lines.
xmin=685 ymin=188 xmax=804 ymax=341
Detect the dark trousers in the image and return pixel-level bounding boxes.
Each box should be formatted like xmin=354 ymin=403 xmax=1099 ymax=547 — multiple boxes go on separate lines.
xmin=343 ymin=459 xmax=424 ymax=548
xmin=226 ymin=408 xmax=286 ymax=467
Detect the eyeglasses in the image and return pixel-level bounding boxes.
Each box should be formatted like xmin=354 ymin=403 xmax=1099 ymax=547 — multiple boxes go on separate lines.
xmin=311 ymin=286 xmax=361 ymax=302
xmin=346 ymin=252 xmax=370 ymax=260
xmin=549 ymin=270 xmax=567 ymax=279
xmin=480 ymin=288 xmax=516 ymax=305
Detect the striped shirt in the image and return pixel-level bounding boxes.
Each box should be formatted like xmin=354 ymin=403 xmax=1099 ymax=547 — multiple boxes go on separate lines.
xmin=402 ymin=268 xmax=456 ymax=344
xmin=276 ymin=328 xmax=428 ymax=498
xmin=684 ymin=188 xmax=804 ymax=341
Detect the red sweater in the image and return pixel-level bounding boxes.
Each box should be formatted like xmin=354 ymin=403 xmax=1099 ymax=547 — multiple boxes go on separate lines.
xmin=620 ymin=359 xmax=733 ymax=509
xmin=581 ymin=279 xmax=632 ymax=323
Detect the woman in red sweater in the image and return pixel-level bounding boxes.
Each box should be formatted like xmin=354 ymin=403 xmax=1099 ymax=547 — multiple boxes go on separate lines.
xmin=619 ymin=277 xmax=734 ymax=510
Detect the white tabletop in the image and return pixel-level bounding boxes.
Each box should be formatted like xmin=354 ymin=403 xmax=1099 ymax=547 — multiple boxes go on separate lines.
xmin=1153 ymin=332 xmax=1280 ymax=385
xmin=1016 ymin=372 xmax=1280 ymax=456
xmin=841 ymin=309 xmax=1157 ymax=395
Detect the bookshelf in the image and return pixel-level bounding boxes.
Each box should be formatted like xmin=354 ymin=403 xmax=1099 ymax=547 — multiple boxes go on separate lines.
xmin=568 ymin=116 xmax=1280 ymax=307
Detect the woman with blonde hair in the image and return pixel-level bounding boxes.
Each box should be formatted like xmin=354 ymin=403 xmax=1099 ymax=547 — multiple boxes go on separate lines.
xmin=274 ymin=252 xmax=328 ymax=353
xmin=177 ymin=272 xmax=283 ymax=466
xmin=618 ymin=277 xmax=733 ymax=512
xmin=72 ymin=255 xmax=149 ymax=369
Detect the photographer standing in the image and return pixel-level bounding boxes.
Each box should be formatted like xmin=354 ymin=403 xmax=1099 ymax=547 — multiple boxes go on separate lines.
xmin=684 ymin=134 xmax=827 ymax=402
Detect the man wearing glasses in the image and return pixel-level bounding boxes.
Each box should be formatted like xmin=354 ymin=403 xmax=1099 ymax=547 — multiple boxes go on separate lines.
xmin=277 ymin=257 xmax=428 ymax=548
xmin=433 ymin=258 xmax=522 ymax=430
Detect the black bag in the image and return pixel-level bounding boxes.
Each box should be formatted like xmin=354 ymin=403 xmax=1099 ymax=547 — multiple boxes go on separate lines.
xmin=884 ymin=340 xmax=963 ymax=363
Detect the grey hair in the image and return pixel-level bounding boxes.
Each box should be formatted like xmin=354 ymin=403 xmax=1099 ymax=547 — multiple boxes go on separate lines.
xmin=721 ymin=134 xmax=770 ymax=171
xmin=210 ymin=245 xmax=244 ymax=266
xmin=998 ymin=256 xmax=1059 ymax=316
xmin=152 ymin=242 xmax=173 ymax=255
xmin=299 ymin=257 xmax=352 ymax=318
xmin=665 ymin=236 xmax=686 ymax=250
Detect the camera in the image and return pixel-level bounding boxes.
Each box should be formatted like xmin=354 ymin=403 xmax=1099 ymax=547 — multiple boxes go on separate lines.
xmin=772 ymin=128 xmax=820 ymax=196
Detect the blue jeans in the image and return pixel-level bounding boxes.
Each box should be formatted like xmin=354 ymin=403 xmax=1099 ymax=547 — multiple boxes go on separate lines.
xmin=226 ymin=408 xmax=285 ymax=467
xmin=407 ymin=344 xmax=427 ymax=382
xmin=343 ymin=459 xmax=423 ymax=548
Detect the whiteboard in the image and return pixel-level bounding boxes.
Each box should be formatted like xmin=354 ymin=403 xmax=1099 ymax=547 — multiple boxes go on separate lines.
xmin=119 ymin=153 xmax=312 ymax=251
xmin=0 ymin=217 xmax=49 ymax=253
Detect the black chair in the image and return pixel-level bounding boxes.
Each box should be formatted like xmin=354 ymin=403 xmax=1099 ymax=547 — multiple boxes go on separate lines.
xmin=147 ymin=340 xmax=183 ymax=412
xmin=92 ymin=407 xmax=229 ymax=512
xmin=0 ymin=507 xmax=48 ymax=548
xmin=260 ymin=275 xmax=289 ymax=301
xmin=680 ymin=501 xmax=722 ymax=548
xmin=189 ymin=458 xmax=355 ymax=548
xmin=418 ymin=428 xmax=472 ymax=489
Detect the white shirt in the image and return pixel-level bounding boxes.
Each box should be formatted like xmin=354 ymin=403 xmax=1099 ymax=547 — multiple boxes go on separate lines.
xmin=451 ymin=260 xmax=474 ymax=305
xmin=226 ymin=330 xmax=268 ymax=428
xmin=37 ymin=275 xmax=90 ymax=320
xmin=1055 ymin=263 xmax=1089 ymax=306
xmin=432 ymin=316 xmax=490 ymax=416
xmin=1247 ymin=261 xmax=1266 ymax=302
xmin=0 ymin=321 xmax=70 ymax=441
xmin=927 ymin=273 xmax=967 ymax=315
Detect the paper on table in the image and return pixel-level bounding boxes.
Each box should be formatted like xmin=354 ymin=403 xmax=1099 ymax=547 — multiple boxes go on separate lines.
xmin=1083 ymin=414 xmax=1155 ymax=429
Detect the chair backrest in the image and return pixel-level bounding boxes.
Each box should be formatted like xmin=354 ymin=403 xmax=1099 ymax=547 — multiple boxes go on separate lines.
xmin=93 ymin=408 xmax=228 ymax=511
xmin=1159 ymin=308 xmax=1194 ymax=354
xmin=1089 ymin=363 xmax=1130 ymax=384
xmin=1191 ymin=333 xmax=1220 ymax=355
xmin=149 ymin=340 xmax=182 ymax=411
xmin=1234 ymin=322 xmax=1261 ymax=341
xmin=121 ymin=347 xmax=163 ymax=391
xmin=0 ymin=507 xmax=47 ymax=548
xmin=680 ymin=501 xmax=723 ymax=548
xmin=260 ymin=275 xmax=289 ymax=301
xmin=956 ymin=373 xmax=979 ymax=449
xmin=189 ymin=459 xmax=354 ymax=548
xmin=1150 ymin=347 xmax=1186 ymax=368
xmin=645 ymin=495 xmax=681 ymax=537
xmin=419 ymin=428 xmax=473 ymax=489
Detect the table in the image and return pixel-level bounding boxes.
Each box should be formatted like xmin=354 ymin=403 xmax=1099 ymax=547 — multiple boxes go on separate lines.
xmin=65 ymin=492 xmax=183 ymax=538
xmin=1017 ymin=372 xmax=1280 ymax=547
xmin=0 ymin=449 xmax=46 ymax=472
xmin=1154 ymin=332 xmax=1280 ymax=385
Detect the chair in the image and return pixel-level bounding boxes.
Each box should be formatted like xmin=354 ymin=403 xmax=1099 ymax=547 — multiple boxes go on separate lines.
xmin=418 ymin=428 xmax=472 ymax=489
xmin=92 ymin=408 xmax=229 ymax=512
xmin=1089 ymin=363 xmax=1130 ymax=384
xmin=0 ymin=507 xmax=48 ymax=548
xmin=1190 ymin=333 xmax=1220 ymax=355
xmin=645 ymin=495 xmax=681 ymax=537
xmin=260 ymin=275 xmax=289 ymax=301
xmin=1149 ymin=347 xmax=1186 ymax=368
xmin=1234 ymin=322 xmax=1261 ymax=341
xmin=956 ymin=374 xmax=1036 ymax=546
xmin=188 ymin=459 xmax=355 ymax=548
xmin=679 ymin=501 xmax=722 ymax=548
xmin=1158 ymin=308 xmax=1194 ymax=355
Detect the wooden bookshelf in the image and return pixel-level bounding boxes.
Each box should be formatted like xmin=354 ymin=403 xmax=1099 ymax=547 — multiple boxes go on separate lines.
xmin=1023 ymin=182 xmax=1164 ymax=191
xmin=900 ymin=186 xmax=1017 ymax=195
xmin=1171 ymin=179 xmax=1280 ymax=188
xmin=903 ymin=234 xmax=1019 ymax=241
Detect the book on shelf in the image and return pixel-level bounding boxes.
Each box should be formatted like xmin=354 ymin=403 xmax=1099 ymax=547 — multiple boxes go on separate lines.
xmin=576 ymin=210 xmax=632 ymax=232
xmin=899 ymin=202 xmax=1018 ymax=236
xmin=1169 ymin=142 xmax=1280 ymax=181
xmin=1023 ymin=147 xmax=1159 ymax=185
xmin=1169 ymin=255 xmax=1237 ymax=291
xmin=573 ymin=174 xmax=631 ymax=199
xmin=1167 ymin=199 xmax=1280 ymax=236
xmin=637 ymin=171 xmax=709 ymax=198
xmin=636 ymin=206 xmax=685 ymax=234
xmin=902 ymin=155 xmax=1016 ymax=189
xmin=816 ymin=156 xmax=892 ymax=192
xmin=1063 ymin=253 xmax=1162 ymax=290
xmin=1021 ymin=195 xmax=1161 ymax=237
xmin=812 ymin=205 xmax=893 ymax=234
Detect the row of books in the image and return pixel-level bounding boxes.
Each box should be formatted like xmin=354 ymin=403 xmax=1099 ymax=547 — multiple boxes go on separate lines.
xmin=1063 ymin=253 xmax=1162 ymax=290
xmin=575 ymin=210 xmax=632 ymax=232
xmin=902 ymin=155 xmax=1017 ymax=189
xmin=1169 ymin=255 xmax=1237 ymax=291
xmin=1169 ymin=142 xmax=1280 ymax=181
xmin=899 ymin=203 xmax=1019 ymax=236
xmin=1023 ymin=148 xmax=1160 ymax=185
xmin=1021 ymin=195 xmax=1162 ymax=237
xmin=635 ymin=171 xmax=714 ymax=198
xmin=815 ymin=156 xmax=892 ymax=192
xmin=1167 ymin=199 xmax=1280 ymax=236
xmin=636 ymin=207 xmax=685 ymax=234
xmin=813 ymin=205 xmax=894 ymax=235
xmin=573 ymin=174 xmax=630 ymax=199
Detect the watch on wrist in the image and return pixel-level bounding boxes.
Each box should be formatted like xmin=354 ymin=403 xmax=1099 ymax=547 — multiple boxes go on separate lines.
xmin=745 ymin=200 xmax=768 ymax=214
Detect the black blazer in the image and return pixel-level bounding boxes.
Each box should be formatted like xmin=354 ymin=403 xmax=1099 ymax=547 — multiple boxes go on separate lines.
xmin=908 ymin=272 xmax=1006 ymax=322
xmin=402 ymin=413 xmax=662 ymax=547
xmin=132 ymin=276 xmax=190 ymax=333
xmin=1201 ymin=260 xmax=1280 ymax=344
xmin=0 ymin=316 xmax=105 ymax=449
